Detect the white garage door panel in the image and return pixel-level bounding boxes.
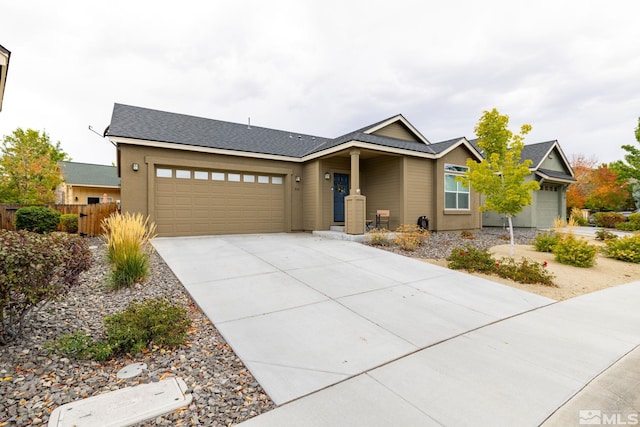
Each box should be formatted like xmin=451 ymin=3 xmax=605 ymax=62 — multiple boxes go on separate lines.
xmin=155 ymin=167 xmax=286 ymax=236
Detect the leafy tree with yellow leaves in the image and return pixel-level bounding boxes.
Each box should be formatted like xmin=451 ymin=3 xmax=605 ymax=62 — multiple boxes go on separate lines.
xmin=462 ymin=109 xmax=540 ymax=255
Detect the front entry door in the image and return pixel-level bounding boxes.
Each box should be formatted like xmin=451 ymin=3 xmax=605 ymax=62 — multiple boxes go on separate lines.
xmin=333 ymin=173 xmax=349 ymax=222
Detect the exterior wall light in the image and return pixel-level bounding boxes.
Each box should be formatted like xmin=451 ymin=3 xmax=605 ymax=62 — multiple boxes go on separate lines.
xmin=295 ymin=176 xmax=301 ymax=182
xmin=324 ymin=172 xmax=331 ymax=180
xmin=132 ymin=163 xmax=139 ymax=171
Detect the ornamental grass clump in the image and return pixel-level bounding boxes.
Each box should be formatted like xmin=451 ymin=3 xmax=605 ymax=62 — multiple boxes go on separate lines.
xmin=393 ymin=224 xmax=428 ymax=251
xmin=367 ymin=228 xmax=390 ymax=246
xmin=102 ymin=212 xmax=157 ymax=289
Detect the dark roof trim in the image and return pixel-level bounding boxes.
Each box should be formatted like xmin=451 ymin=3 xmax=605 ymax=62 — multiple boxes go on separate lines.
xmin=536 ymin=168 xmax=576 ymax=184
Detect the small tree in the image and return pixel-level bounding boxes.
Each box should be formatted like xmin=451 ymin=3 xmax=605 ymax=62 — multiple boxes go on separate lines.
xmin=462 ymin=109 xmax=539 ymax=255
xmin=566 ymin=154 xmax=598 ymax=210
xmin=611 ymin=116 xmax=640 ymax=210
xmin=0 ymin=128 xmax=69 ymax=203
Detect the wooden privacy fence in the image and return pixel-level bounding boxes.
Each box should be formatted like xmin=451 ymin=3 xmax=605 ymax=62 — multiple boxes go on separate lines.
xmin=0 ymin=202 xmax=119 ymax=237
xmin=78 ymin=203 xmax=119 ymax=237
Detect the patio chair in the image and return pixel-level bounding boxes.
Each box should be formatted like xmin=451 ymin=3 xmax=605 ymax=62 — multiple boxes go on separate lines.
xmin=375 ymin=210 xmax=390 ymax=229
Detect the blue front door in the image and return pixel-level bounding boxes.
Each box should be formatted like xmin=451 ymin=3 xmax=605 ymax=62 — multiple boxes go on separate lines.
xmin=333 ymin=173 xmax=349 ymax=222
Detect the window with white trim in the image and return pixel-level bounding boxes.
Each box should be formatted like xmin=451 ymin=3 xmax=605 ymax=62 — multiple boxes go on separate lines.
xmin=444 ymin=168 xmax=470 ymax=210
xmin=176 ymin=169 xmax=191 ymax=179
xmin=194 ymin=171 xmax=208 ymax=180
xmin=156 ymin=168 xmax=172 ymax=178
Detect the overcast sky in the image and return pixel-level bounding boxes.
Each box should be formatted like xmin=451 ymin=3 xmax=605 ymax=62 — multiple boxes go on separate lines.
xmin=1 ymin=1 xmax=639 ymax=166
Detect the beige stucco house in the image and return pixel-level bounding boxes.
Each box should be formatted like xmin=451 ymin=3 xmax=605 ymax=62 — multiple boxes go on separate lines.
xmin=0 ymin=44 xmax=11 ymax=112
xmin=106 ymin=104 xmax=486 ymax=237
xmin=56 ymin=161 xmax=121 ymax=205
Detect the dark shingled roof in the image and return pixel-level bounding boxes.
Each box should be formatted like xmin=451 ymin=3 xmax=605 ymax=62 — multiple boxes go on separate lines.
xmin=59 ymin=161 xmax=120 ymax=187
xmin=306 ymin=129 xmax=436 ymax=156
xmin=467 ymin=138 xmax=558 ymax=166
xmin=107 ymin=104 xmax=328 ymax=158
xmin=521 ymin=140 xmax=557 ymax=167
xmin=537 ymin=168 xmax=576 ymax=182
xmin=429 ymin=137 xmax=466 ymax=154
xmin=108 ymin=104 xmax=449 ymax=158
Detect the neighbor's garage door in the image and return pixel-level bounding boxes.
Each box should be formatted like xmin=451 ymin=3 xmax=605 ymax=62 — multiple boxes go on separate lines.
xmin=536 ymin=185 xmax=560 ymax=229
xmin=154 ymin=167 xmax=285 ymax=236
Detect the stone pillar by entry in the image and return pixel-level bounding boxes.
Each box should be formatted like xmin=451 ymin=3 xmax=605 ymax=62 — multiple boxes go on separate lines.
xmin=345 ymin=149 xmax=366 ymax=235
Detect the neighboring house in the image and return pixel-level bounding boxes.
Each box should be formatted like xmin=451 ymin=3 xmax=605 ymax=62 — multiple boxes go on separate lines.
xmin=476 ymin=140 xmax=576 ymax=229
xmin=106 ymin=104 xmax=484 ymax=237
xmin=56 ymin=161 xmax=121 ymax=205
xmin=0 ymin=44 xmax=10 ymax=112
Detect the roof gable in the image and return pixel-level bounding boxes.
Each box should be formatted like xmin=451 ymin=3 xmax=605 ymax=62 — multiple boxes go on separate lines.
xmin=59 ymin=161 xmax=120 ymax=187
xmin=362 ymin=114 xmax=430 ymax=144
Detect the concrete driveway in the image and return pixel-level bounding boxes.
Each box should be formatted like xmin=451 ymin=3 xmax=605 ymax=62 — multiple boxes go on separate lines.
xmin=152 ymin=233 xmax=640 ymax=426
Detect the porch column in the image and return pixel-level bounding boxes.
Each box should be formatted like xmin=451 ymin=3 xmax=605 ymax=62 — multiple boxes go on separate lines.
xmin=349 ymin=149 xmax=360 ymax=195
xmin=345 ymin=149 xmax=366 ymax=235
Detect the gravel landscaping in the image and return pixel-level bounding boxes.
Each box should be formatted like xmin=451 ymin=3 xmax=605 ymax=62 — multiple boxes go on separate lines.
xmin=0 ymin=238 xmax=274 ymax=426
xmin=0 ymin=228 xmax=539 ymax=426
xmin=380 ymin=227 xmax=539 ymax=259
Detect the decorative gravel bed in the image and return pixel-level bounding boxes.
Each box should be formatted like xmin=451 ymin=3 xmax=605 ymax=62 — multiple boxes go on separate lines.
xmin=0 ymin=238 xmax=275 ymax=426
xmin=378 ymin=227 xmax=540 ymax=259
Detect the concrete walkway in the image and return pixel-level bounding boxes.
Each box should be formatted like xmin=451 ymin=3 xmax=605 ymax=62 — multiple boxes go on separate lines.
xmin=152 ymin=234 xmax=640 ymax=426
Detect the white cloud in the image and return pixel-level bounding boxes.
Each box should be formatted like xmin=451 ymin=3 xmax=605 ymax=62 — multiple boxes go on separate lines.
xmin=1 ymin=0 xmax=639 ymax=165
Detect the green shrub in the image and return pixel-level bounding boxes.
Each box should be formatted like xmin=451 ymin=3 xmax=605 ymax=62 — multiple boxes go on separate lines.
xmin=60 ymin=213 xmax=79 ymax=233
xmin=615 ymin=214 xmax=640 ymax=231
xmin=534 ymin=231 xmax=560 ymax=252
xmin=447 ymin=246 xmax=496 ymax=273
xmin=615 ymin=222 xmax=640 ymax=231
xmin=49 ymin=298 xmax=191 ymax=361
xmin=367 ymin=228 xmax=390 ymax=246
xmin=104 ymin=298 xmax=191 ymax=356
xmin=0 ymin=231 xmax=91 ymax=344
xmin=552 ymin=235 xmax=597 ymax=268
xmin=495 ymin=257 xmax=555 ymax=286
xmin=15 ymin=206 xmax=61 ymax=233
xmin=595 ymin=228 xmax=618 ymax=241
xmin=603 ymin=233 xmax=640 ymax=263
xmin=46 ymin=331 xmax=95 ymax=358
xmin=592 ymin=212 xmax=627 ymax=228
xmin=102 ymin=212 xmax=156 ymax=289
xmin=393 ymin=224 xmax=428 ymax=252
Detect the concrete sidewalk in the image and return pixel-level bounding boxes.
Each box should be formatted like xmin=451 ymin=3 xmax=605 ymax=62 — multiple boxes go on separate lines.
xmin=236 ymin=282 xmax=640 ymax=427
xmin=153 ymin=234 xmax=640 ymax=426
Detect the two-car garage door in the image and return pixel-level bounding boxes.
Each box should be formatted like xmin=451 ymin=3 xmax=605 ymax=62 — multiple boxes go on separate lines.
xmin=154 ymin=166 xmax=286 ymax=236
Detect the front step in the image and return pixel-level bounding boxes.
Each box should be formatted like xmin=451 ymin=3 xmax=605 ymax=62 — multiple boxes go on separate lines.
xmin=329 ymin=225 xmax=345 ymax=232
